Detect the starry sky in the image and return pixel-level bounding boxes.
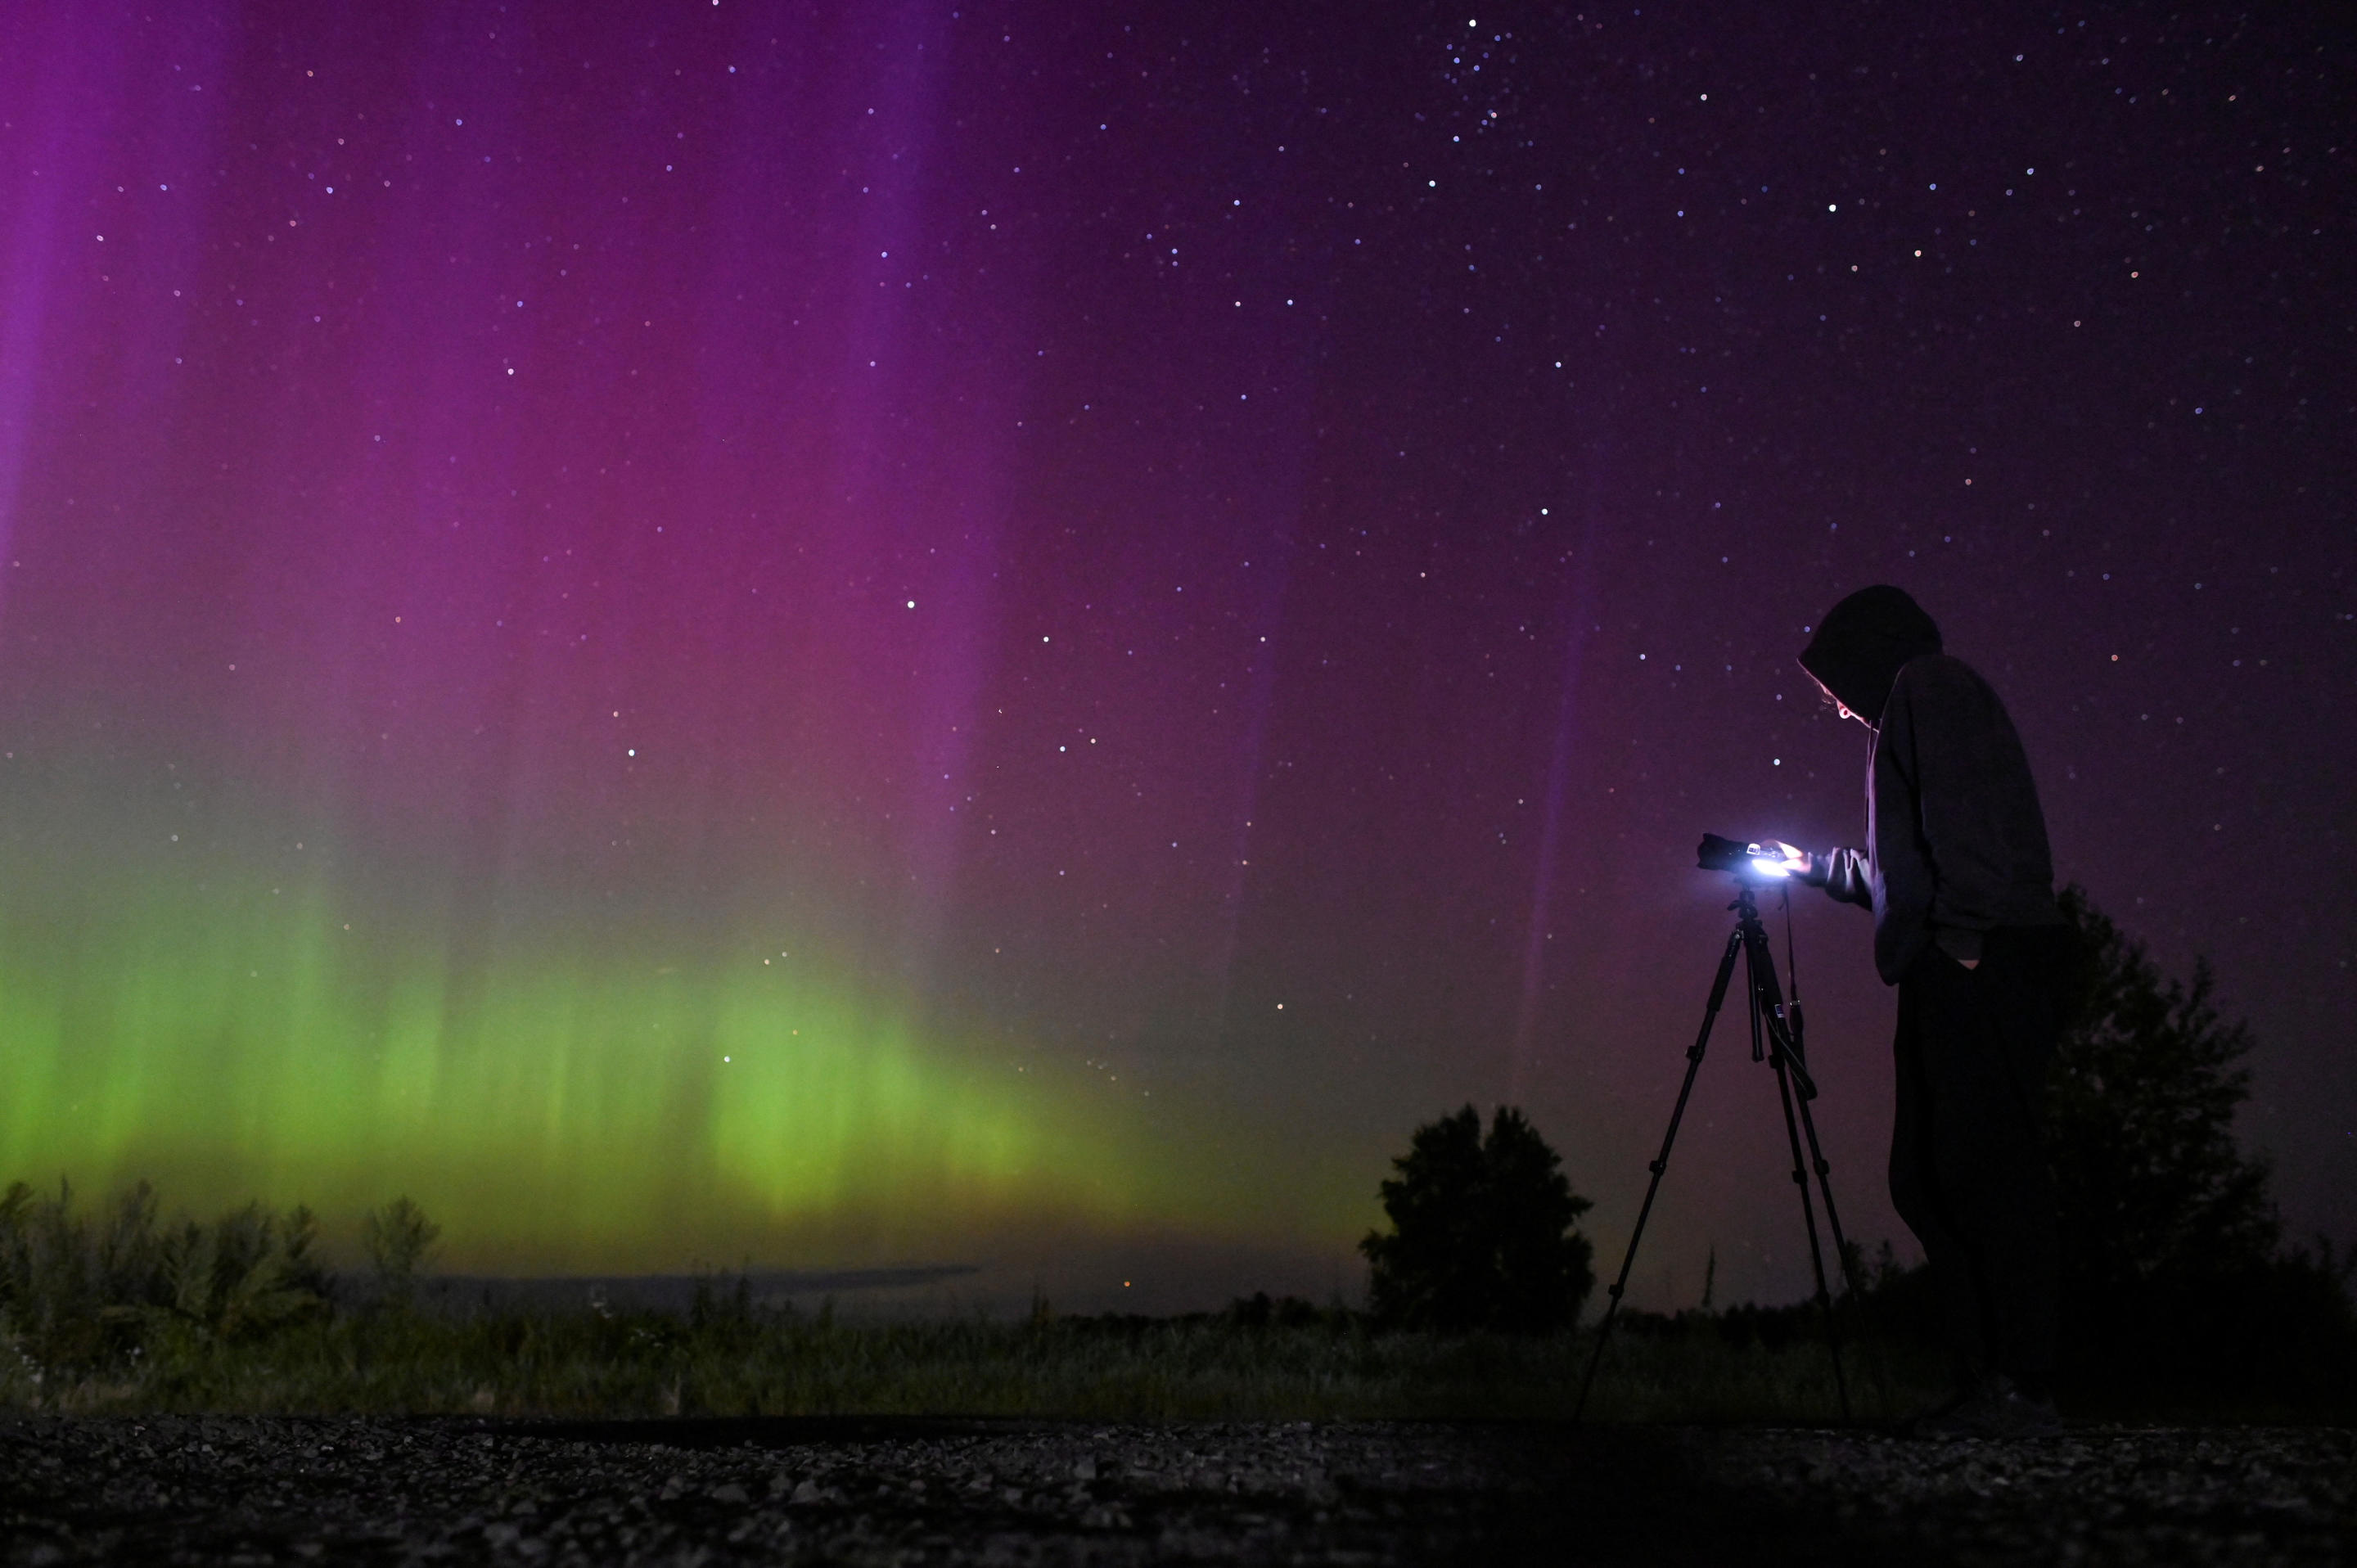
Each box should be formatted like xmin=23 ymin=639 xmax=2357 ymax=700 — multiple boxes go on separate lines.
xmin=0 ymin=0 xmax=2346 ymax=1312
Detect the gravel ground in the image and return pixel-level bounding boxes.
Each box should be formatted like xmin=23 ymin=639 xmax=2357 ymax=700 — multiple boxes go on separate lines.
xmin=1 ymin=1416 xmax=2349 ymax=1566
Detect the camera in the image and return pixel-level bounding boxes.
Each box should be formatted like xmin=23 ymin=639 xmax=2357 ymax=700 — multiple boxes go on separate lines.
xmin=1697 ymin=832 xmax=1800 ymax=881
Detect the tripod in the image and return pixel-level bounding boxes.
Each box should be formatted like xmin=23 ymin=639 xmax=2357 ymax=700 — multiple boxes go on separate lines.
xmin=1574 ymin=876 xmax=1868 ymax=1421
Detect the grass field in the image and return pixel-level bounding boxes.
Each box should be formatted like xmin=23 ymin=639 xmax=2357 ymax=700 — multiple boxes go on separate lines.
xmin=0 ymin=1287 xmax=1953 ymax=1424
xmin=0 ymin=1179 xmax=1957 ymax=1422
xmin=11 ymin=1179 xmax=2342 ymax=1425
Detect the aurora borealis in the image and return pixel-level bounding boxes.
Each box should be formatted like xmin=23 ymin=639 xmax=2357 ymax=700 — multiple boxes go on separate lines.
xmin=1 ymin=1 xmax=2348 ymax=1312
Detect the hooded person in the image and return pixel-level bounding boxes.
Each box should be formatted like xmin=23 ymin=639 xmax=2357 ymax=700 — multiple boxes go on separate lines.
xmin=1776 ymin=586 xmax=2076 ymax=1437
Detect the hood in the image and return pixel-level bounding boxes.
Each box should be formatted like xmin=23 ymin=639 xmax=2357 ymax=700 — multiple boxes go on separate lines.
xmin=1798 ymin=585 xmax=1942 ymax=724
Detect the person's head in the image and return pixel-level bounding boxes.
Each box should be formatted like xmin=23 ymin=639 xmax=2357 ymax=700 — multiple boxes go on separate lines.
xmin=1798 ymin=586 xmax=1941 ymax=728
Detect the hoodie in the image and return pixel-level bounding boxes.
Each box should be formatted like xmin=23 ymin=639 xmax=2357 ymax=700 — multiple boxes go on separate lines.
xmin=1799 ymin=583 xmax=1941 ymax=723
xmin=1800 ymin=588 xmax=2063 ymax=984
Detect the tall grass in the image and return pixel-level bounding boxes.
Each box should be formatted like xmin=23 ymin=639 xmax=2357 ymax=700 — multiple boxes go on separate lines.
xmin=0 ymin=1180 xmax=1942 ymax=1422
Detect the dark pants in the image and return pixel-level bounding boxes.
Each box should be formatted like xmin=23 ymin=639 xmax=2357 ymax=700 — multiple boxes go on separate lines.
xmin=1890 ymin=926 xmax=2075 ymax=1390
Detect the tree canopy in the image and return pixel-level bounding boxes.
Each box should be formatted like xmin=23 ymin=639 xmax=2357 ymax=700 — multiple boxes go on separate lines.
xmin=1360 ymin=1105 xmax=1593 ymax=1333
xmin=2049 ymin=885 xmax=2279 ymax=1294
xmin=2039 ymin=887 xmax=2353 ymax=1404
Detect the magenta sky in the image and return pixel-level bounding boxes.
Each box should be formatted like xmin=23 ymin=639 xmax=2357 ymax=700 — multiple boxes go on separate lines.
xmin=0 ymin=0 xmax=2347 ymax=1310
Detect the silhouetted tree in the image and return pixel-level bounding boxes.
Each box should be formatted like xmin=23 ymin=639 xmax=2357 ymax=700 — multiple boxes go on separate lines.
xmin=2051 ymin=886 xmax=2278 ymax=1294
xmin=1360 ymin=1106 xmax=1593 ymax=1332
xmin=2041 ymin=888 xmax=2354 ymax=1404
xmin=362 ymin=1196 xmax=441 ymax=1307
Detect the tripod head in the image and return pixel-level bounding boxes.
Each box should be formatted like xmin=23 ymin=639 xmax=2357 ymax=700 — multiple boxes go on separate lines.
xmin=1708 ymin=872 xmax=1814 ymax=1098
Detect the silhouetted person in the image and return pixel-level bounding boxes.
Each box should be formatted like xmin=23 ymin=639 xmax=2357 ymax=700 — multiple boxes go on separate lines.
xmin=1769 ymin=586 xmax=2075 ymax=1436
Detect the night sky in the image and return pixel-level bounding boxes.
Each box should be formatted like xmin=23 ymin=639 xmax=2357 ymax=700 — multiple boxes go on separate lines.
xmin=0 ymin=0 xmax=2346 ymax=1313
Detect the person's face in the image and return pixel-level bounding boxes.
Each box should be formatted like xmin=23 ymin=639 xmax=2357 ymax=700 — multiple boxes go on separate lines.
xmin=1809 ymin=673 xmax=1868 ymax=728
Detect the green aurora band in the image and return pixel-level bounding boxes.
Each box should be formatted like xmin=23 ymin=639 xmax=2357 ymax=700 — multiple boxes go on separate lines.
xmin=0 ymin=753 xmax=1340 ymax=1275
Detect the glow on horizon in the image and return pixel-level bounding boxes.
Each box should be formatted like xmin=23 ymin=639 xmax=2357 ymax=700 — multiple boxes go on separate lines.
xmin=0 ymin=755 xmax=1336 ymax=1274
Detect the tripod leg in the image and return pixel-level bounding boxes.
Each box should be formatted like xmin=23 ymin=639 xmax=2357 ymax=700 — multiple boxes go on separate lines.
xmin=1787 ymin=1071 xmax=1895 ymax=1422
xmin=1769 ymin=1048 xmax=1852 ymax=1422
xmin=1790 ymin=1088 xmax=1867 ymax=1305
xmin=1740 ymin=916 xmax=1859 ymax=1419
xmin=1574 ymin=926 xmax=1744 ymax=1423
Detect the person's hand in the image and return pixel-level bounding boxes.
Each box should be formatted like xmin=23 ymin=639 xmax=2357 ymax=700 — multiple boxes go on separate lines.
xmin=1758 ymin=840 xmax=1814 ymax=880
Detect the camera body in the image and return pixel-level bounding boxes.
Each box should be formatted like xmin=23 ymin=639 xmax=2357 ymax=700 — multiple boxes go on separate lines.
xmin=1697 ymin=832 xmax=1796 ymax=881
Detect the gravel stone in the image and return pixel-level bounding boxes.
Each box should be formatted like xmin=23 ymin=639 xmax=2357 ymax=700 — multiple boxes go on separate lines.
xmin=0 ymin=1416 xmax=2347 ymax=1565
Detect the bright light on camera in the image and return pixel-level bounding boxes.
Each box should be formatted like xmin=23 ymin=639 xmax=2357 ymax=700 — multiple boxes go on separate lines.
xmin=1697 ymin=833 xmax=1805 ymax=882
